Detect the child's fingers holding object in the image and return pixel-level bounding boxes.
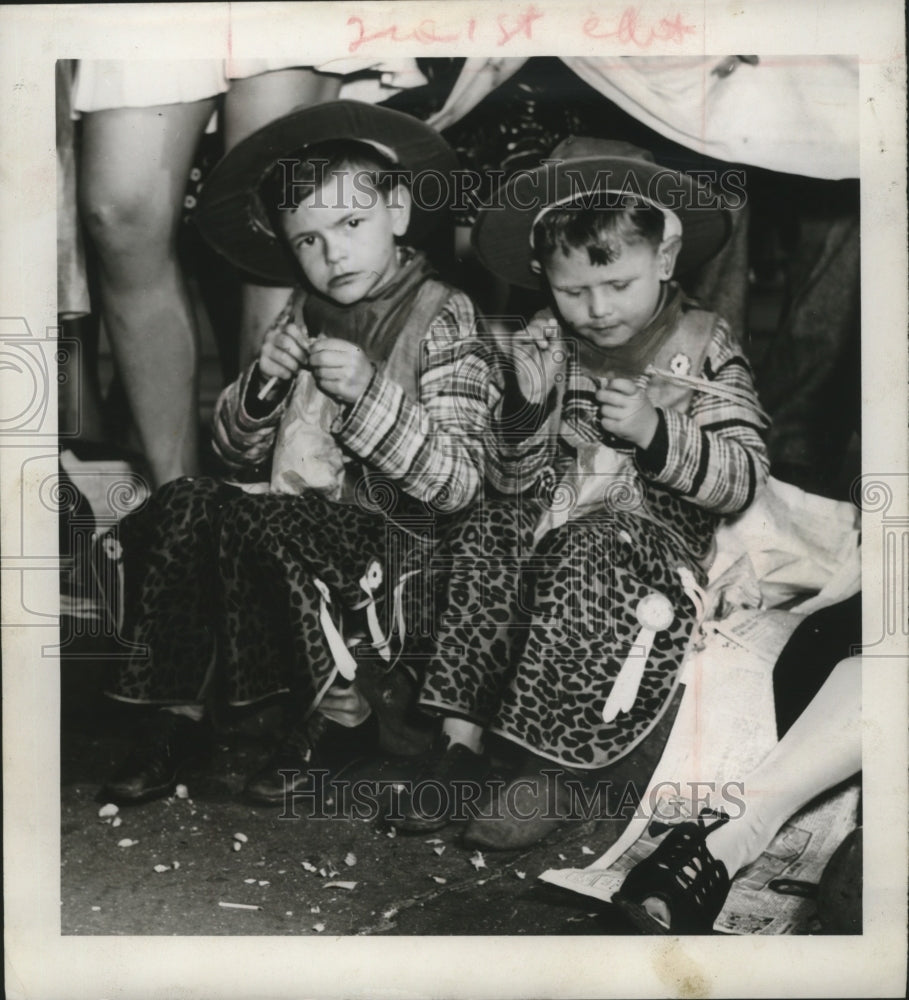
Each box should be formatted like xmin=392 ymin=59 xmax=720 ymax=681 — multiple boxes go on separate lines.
xmin=259 ymin=342 xmax=304 ymax=381
xmin=596 ymin=376 xmax=639 ymax=400
xmin=525 ymin=316 xmax=558 ymax=351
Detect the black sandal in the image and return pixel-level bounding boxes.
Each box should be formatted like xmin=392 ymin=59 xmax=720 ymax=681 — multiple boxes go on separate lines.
xmin=612 ymin=810 xmax=732 ymax=934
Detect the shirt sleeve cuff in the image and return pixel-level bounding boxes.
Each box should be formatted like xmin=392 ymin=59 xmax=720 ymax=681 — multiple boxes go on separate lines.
xmin=635 ymin=408 xmax=670 ymax=475
xmin=241 ymin=363 xmax=292 ymax=423
xmin=333 ymin=368 xmax=401 ymax=456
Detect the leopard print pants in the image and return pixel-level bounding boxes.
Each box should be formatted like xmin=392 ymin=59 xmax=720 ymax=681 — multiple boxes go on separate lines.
xmin=108 ymin=477 xmax=429 ymax=713
xmin=420 ymin=498 xmax=703 ymax=769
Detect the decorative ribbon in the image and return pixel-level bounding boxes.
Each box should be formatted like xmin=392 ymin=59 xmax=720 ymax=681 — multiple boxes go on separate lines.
xmin=312 ymin=577 xmax=358 ymax=681
xmin=357 ymin=560 xmax=391 ymax=662
xmin=390 ymin=568 xmax=422 ymax=669
xmin=602 ymin=591 xmax=675 ymax=723
xmin=676 ymin=565 xmax=708 ymax=622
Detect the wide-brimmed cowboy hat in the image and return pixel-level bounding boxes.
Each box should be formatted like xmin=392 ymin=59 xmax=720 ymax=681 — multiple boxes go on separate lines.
xmin=472 ymin=136 xmax=731 ymax=290
xmin=196 ymin=99 xmax=458 ymax=284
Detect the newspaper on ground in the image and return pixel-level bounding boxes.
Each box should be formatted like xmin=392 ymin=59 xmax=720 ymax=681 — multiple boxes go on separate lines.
xmin=540 ymin=608 xmax=861 ymax=934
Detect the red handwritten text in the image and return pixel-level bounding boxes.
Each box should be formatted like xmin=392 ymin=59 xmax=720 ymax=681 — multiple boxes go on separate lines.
xmin=496 ymin=5 xmax=544 ymax=46
xmin=347 ymin=16 xmax=474 ymax=54
xmin=583 ymin=8 xmax=697 ymax=47
xmin=346 ymin=7 xmax=695 ymax=56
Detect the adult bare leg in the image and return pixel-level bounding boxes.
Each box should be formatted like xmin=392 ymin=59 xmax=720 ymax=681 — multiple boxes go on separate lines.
xmin=641 ymin=656 xmax=862 ymax=927
xmin=224 ymin=69 xmax=343 ymax=369
xmin=79 ymin=99 xmax=216 ymax=486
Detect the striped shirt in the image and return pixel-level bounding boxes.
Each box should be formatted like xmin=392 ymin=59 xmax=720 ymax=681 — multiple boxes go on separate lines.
xmin=212 ymin=288 xmax=497 ymax=513
xmin=485 ymin=308 xmax=770 ymax=561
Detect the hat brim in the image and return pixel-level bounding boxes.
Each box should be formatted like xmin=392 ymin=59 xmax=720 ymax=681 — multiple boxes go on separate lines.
xmin=196 ymin=100 xmax=458 ymax=285
xmin=472 ymin=155 xmax=731 ymax=290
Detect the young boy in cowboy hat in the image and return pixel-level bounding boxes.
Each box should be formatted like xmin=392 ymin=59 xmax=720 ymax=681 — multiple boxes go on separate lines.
xmin=394 ymin=137 xmax=770 ymax=844
xmin=98 ymin=100 xmax=497 ymax=807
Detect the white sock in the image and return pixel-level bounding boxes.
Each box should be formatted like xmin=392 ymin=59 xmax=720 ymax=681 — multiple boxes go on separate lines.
xmin=441 ymin=717 xmax=483 ymax=753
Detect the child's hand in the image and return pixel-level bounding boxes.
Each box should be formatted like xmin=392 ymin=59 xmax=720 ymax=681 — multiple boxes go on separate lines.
xmin=489 ymin=314 xmax=567 ymax=404
xmin=258 ymin=321 xmax=311 ymax=383
xmin=596 ymin=377 xmax=659 ymax=448
xmin=308 ymin=338 xmax=376 ymax=405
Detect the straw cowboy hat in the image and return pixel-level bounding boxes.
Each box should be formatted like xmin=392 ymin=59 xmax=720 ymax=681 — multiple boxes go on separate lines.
xmin=472 ymin=136 xmax=731 ymax=290
xmin=196 ymin=99 xmax=458 ymax=284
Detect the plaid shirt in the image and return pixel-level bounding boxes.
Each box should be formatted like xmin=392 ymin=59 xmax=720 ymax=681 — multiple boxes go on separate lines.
xmin=485 ymin=310 xmax=770 ymax=559
xmin=212 ymin=289 xmax=497 ymax=513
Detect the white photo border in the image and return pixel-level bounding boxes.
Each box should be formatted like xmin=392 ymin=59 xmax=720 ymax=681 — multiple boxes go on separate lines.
xmin=1 ymin=2 xmax=906 ymax=998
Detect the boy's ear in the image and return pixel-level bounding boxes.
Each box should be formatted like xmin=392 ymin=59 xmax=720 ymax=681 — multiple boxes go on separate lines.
xmin=657 ymin=236 xmax=682 ymax=280
xmin=386 ymin=183 xmax=412 ymax=238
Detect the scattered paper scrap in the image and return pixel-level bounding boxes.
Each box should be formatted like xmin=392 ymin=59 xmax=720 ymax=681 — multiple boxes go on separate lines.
xmin=175 ymin=784 xmax=189 ymax=799
xmin=430 ymin=876 xmax=447 ymax=885
xmin=172 ymin=861 xmax=181 ymax=870
xmin=301 ymin=861 xmax=317 ymax=872
xmin=386 ymin=827 xmax=397 ymax=839
xmin=310 ymin=905 xmax=321 ymax=914
xmin=469 ymin=851 xmax=487 ymax=871
xmin=117 ymin=838 xmax=138 ymax=848
xmin=233 ymin=832 xmax=248 ymax=843
xmin=324 ymin=880 xmax=358 ymax=891
xmin=285 ymin=911 xmax=293 ymax=917
xmin=98 ymin=803 xmax=119 ymax=818
xmin=111 ymin=816 xmax=123 ymax=828
xmin=91 ymin=906 xmax=101 ymax=912
xmin=515 ymin=871 xmax=527 ymax=880
xmin=424 ymin=838 xmax=443 ymax=845
xmin=258 ymin=881 xmax=270 ymax=887
xmin=433 ymin=845 xmax=446 ymax=857
xmin=318 ymin=868 xmax=328 ymax=878
xmin=244 ymin=878 xmax=256 ymax=885
xmin=232 ymin=842 xmax=242 ymax=852
xmin=581 ymin=846 xmax=594 ymax=856
xmin=344 ymin=852 xmax=357 ymax=867
xmin=558 ymin=853 xmax=567 ymax=861
xmin=476 ymin=879 xmax=487 ymax=886
xmin=219 ymin=901 xmax=260 ymax=911
xmin=153 ymin=864 xmax=171 ymax=873
xmin=382 ymin=906 xmax=398 ymax=920
xmin=313 ymin=922 xmax=326 ymax=933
